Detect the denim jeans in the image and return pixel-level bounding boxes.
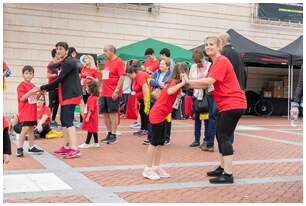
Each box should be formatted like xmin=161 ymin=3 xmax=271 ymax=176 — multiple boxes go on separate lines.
xmin=194 ymin=95 xmax=217 ymax=147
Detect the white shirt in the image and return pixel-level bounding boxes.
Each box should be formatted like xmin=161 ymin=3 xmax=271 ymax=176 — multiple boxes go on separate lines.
xmin=189 ymin=60 xmax=211 ymax=99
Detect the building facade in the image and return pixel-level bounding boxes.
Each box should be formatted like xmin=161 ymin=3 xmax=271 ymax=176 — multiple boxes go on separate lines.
xmin=3 ymin=3 xmax=303 ymax=114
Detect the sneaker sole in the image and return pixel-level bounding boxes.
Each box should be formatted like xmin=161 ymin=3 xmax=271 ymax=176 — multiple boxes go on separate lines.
xmin=107 ymin=140 xmax=117 ymax=145
xmin=142 ymin=173 xmax=160 ymax=180
xmin=64 ymin=153 xmax=81 ymax=159
xmin=28 ymin=151 xmax=44 ymax=155
xmin=16 ymin=154 xmax=24 ymax=157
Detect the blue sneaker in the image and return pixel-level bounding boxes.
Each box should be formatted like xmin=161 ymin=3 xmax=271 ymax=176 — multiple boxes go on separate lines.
xmin=75 ymin=122 xmax=82 ymax=128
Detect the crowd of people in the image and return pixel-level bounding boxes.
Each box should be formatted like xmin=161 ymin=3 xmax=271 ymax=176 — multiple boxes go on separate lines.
xmin=4 ymin=33 xmax=250 ymax=184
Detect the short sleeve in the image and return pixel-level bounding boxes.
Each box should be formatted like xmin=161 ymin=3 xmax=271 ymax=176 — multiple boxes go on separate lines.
xmin=207 ymin=58 xmax=227 ymax=82
xmin=17 ymin=84 xmax=27 ymax=100
xmin=93 ymin=70 xmax=100 ymax=79
xmin=137 ymin=72 xmax=148 ymax=88
xmin=87 ymin=97 xmax=97 ymax=112
xmin=117 ymin=59 xmax=125 ymax=76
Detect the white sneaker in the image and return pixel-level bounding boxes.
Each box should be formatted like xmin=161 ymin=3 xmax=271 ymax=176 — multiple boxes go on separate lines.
xmin=153 ymin=166 xmax=170 ymax=178
xmin=90 ymin=143 xmax=100 ymax=148
xmin=78 ymin=143 xmax=90 ymax=149
xmin=142 ymin=167 xmax=160 ymax=180
xmin=130 ymin=122 xmax=141 ymax=129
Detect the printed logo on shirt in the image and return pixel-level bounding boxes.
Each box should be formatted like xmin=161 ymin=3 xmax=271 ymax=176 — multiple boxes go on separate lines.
xmin=208 ymin=84 xmax=215 ymax=93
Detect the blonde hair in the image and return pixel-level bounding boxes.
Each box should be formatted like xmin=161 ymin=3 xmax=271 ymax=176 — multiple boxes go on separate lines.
xmin=84 ymin=55 xmax=97 ymax=69
xmin=160 ymin=57 xmax=171 ymax=67
xmin=205 ymin=36 xmax=222 ymax=48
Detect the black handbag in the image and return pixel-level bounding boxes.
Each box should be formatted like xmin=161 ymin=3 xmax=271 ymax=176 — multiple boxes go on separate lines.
xmin=192 ymin=90 xmax=209 ymax=113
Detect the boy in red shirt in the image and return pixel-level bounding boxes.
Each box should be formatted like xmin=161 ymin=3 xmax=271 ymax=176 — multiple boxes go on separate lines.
xmin=142 ymin=48 xmax=160 ymax=74
xmin=16 ymin=65 xmax=44 ymax=157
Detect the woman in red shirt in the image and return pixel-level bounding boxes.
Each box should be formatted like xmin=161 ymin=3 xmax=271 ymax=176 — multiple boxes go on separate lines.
xmin=80 ymin=55 xmax=99 ymax=122
xmin=126 ymin=66 xmax=150 ymax=136
xmin=142 ymin=63 xmax=189 ymax=180
xmin=186 ymin=36 xmax=247 ymax=184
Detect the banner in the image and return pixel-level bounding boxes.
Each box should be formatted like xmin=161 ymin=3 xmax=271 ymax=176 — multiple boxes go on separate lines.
xmin=258 ymin=3 xmax=303 ymax=23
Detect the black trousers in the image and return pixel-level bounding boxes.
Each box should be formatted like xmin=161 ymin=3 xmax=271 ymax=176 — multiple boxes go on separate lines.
xmin=85 ymin=132 xmax=98 ymax=144
xmin=216 ymin=109 xmax=245 ymax=156
xmin=48 ymin=89 xmax=59 ymax=122
xmin=139 ymin=99 xmax=148 ymax=131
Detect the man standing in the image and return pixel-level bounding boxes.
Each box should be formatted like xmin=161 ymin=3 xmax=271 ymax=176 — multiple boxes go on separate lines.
xmin=219 ymin=33 xmax=247 ymax=145
xmin=100 ymin=45 xmax=125 ymax=144
xmin=219 ymin=33 xmax=247 ymax=91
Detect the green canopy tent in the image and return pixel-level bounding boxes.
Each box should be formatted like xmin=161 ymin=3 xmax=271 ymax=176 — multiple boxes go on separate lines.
xmin=97 ymin=38 xmax=193 ymax=68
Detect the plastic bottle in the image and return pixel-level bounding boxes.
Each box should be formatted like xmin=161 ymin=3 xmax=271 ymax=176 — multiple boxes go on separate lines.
xmin=290 ymin=107 xmax=299 ymax=127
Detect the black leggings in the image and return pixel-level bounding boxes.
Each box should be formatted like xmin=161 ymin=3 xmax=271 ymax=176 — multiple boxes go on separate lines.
xmin=48 ymin=89 xmax=59 ymax=122
xmin=80 ymin=92 xmax=90 ymax=122
xmin=216 ymin=109 xmax=245 ymax=156
xmin=85 ymin=132 xmax=98 ymax=144
xmin=139 ymin=99 xmax=148 ymax=131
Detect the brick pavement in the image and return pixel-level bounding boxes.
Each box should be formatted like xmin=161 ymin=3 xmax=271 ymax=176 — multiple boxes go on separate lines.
xmin=3 ymin=116 xmax=303 ymax=203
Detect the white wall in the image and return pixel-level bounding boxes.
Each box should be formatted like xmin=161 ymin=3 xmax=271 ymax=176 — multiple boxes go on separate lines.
xmin=3 ymin=3 xmax=303 ymax=114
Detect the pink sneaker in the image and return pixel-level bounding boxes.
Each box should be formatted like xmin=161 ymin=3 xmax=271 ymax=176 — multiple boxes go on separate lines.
xmin=54 ymin=146 xmax=69 ymax=155
xmin=64 ymin=149 xmax=81 ymax=159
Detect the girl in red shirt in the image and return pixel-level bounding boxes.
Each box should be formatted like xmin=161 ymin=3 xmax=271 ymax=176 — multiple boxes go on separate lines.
xmin=79 ymin=80 xmax=100 ymax=148
xmin=186 ymin=36 xmax=247 ymax=184
xmin=126 ymin=66 xmax=150 ymax=136
xmin=80 ymin=55 xmax=99 ymax=122
xmin=142 ymin=63 xmax=189 ymax=180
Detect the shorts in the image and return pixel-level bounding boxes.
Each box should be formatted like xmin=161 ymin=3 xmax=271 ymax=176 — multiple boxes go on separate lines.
xmin=150 ymin=121 xmax=166 ymax=146
xmin=21 ymin=121 xmax=37 ymax=127
xmin=99 ymin=96 xmax=120 ymax=113
xmin=60 ymin=104 xmax=76 ymax=128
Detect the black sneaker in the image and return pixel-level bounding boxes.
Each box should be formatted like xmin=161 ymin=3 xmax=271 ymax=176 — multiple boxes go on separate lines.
xmin=209 ymin=173 xmax=234 ymax=184
xmin=50 ymin=121 xmax=60 ymax=129
xmin=28 ymin=145 xmax=44 ymax=154
xmin=189 ymin=141 xmax=200 ymax=147
xmin=143 ymin=139 xmax=150 ymax=145
xmin=16 ymin=147 xmax=24 ymax=157
xmin=101 ymin=133 xmax=111 ymax=142
xmin=107 ymin=134 xmax=117 ymax=145
xmin=165 ymin=140 xmax=170 ymax=145
xmin=207 ymin=166 xmax=224 ymax=176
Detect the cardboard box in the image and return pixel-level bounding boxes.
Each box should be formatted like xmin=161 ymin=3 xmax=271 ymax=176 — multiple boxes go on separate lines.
xmin=272 ymin=87 xmax=283 ymax=98
xmin=263 ymin=91 xmax=272 ymax=97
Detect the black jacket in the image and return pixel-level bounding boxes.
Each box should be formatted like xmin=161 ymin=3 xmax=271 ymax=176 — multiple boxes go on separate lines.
xmin=293 ymin=66 xmax=303 ymax=104
xmin=41 ymin=57 xmax=82 ymax=101
xmin=222 ymin=44 xmax=247 ymax=90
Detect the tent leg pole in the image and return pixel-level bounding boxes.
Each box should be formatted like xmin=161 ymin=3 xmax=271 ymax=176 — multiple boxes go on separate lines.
xmin=288 ymin=65 xmax=290 ymax=120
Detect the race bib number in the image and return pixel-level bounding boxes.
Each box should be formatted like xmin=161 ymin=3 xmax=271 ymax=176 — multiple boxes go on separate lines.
xmin=208 ymin=84 xmax=215 ymax=93
xmin=28 ymin=95 xmax=37 ymax=104
xmin=102 ymin=70 xmax=110 ymax=80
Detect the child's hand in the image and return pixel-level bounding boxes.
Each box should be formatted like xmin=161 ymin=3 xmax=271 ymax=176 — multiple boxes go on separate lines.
xmin=85 ymin=117 xmax=90 ymax=122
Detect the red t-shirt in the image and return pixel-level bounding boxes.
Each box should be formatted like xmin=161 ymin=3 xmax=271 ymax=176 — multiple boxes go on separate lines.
xmin=58 ymin=83 xmax=81 ymax=106
xmin=81 ymin=96 xmax=99 ymax=133
xmin=47 ymin=60 xmax=59 ymax=84
xmin=149 ymin=79 xmax=180 ymax=124
xmin=37 ymin=106 xmax=51 ymax=124
xmin=3 ymin=62 xmax=8 ymax=72
xmin=80 ymin=67 xmax=100 ymax=88
xmin=132 ymin=71 xmax=149 ymax=100
xmin=3 ymin=116 xmax=9 ymax=129
xmin=207 ymin=55 xmax=247 ymax=112
xmin=17 ymin=81 xmax=37 ymax=122
xmin=102 ymin=57 xmax=125 ymax=97
xmin=143 ymin=58 xmax=160 ymax=74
